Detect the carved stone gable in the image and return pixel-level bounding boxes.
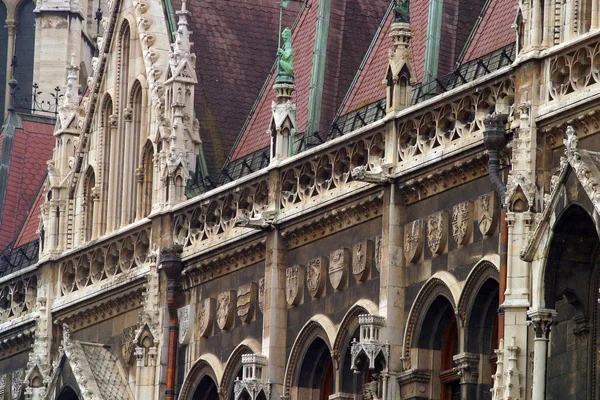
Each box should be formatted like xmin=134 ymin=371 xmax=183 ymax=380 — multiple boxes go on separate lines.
xmin=258 ymin=278 xmax=265 ymax=313
xmin=427 ymin=211 xmax=448 ymax=255
xmin=217 ymin=290 xmax=236 ymax=330
xmin=329 ymin=248 xmax=349 ymax=290
xmin=237 ymin=282 xmax=257 ymax=323
xmin=452 ymin=201 xmax=473 ymax=246
xmin=286 ymin=266 xmax=304 ymax=306
xmin=307 ymin=257 xmax=327 ymax=298
xmin=197 ymin=298 xmax=215 ymax=338
xmin=404 ymin=219 xmax=424 ymax=263
xmin=178 ymin=305 xmax=195 ymax=344
xmin=353 ymin=240 xmax=373 ymax=282
xmin=477 ymin=192 xmax=498 ymax=236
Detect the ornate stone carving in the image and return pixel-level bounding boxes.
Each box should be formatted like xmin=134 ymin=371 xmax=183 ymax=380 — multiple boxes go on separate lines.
xmin=258 ymin=278 xmax=265 ymax=313
xmin=121 ymin=326 xmax=136 ymax=361
xmin=177 ymin=304 xmax=194 ymax=344
xmin=197 ymin=297 xmax=215 ymax=338
xmin=427 ymin=211 xmax=448 ymax=255
xmin=286 ymin=266 xmax=304 ymax=306
xmin=353 ymin=240 xmax=373 ymax=282
xmin=329 ymin=248 xmax=349 ymax=290
xmin=237 ymin=282 xmax=257 ymax=323
xmin=350 ymin=314 xmax=389 ymax=371
xmin=217 ymin=290 xmax=236 ymax=331
xmin=477 ymin=192 xmax=498 ymax=236
xmin=453 ymin=353 xmax=480 ymax=384
xmin=452 ymin=201 xmax=473 ymax=246
xmin=307 ymin=257 xmax=327 ymax=298
xmin=11 ymin=369 xmax=23 ymax=400
xmin=375 ymin=236 xmax=382 ymax=271
xmin=404 ymin=219 xmax=424 ymax=263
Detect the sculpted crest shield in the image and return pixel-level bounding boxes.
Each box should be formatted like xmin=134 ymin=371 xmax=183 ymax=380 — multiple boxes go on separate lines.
xmin=353 ymin=240 xmax=373 ymax=282
xmin=404 ymin=219 xmax=424 ymax=263
xmin=452 ymin=201 xmax=473 ymax=246
xmin=286 ymin=265 xmax=304 ymax=306
xmin=197 ymin=297 xmax=215 ymax=338
xmin=329 ymin=248 xmax=349 ymax=290
xmin=217 ymin=290 xmax=236 ymax=330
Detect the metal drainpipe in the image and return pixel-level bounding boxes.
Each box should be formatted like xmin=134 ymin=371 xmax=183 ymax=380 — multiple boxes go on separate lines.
xmin=162 ymin=245 xmax=184 ymax=400
xmin=483 ymin=114 xmax=508 ymax=341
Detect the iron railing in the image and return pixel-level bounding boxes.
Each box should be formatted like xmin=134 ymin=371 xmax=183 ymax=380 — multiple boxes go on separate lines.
xmin=9 ymin=80 xmax=63 ymax=117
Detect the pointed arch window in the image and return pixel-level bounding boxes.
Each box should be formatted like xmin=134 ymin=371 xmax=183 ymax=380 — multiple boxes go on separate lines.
xmin=139 ymin=140 xmax=154 ymax=218
xmin=101 ymin=95 xmax=113 ymax=235
xmin=14 ymin=0 xmax=36 ymax=110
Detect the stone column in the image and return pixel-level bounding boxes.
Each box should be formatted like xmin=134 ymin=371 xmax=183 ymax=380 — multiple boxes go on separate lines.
xmin=542 ymin=0 xmax=552 ymax=47
xmin=3 ymin=20 xmax=15 ymax=115
xmin=530 ymin=0 xmax=542 ymax=49
xmin=46 ymin=201 xmax=58 ymax=253
xmin=453 ymin=353 xmax=479 ymax=400
xmin=527 ymin=308 xmax=556 ymax=400
xmin=120 ymin=107 xmax=134 ymax=226
xmin=106 ymin=114 xmax=119 ymax=231
xmin=592 ymin=1 xmax=600 ymax=31
xmin=91 ymin=188 xmax=101 ymax=239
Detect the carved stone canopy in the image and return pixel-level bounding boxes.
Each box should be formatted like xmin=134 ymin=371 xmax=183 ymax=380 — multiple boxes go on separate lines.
xmin=350 ymin=314 xmax=390 ymax=372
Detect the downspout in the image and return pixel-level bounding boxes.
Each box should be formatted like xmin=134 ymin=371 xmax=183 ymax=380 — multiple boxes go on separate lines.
xmin=483 ymin=114 xmax=508 ymax=342
xmin=162 ymin=245 xmax=184 ymax=400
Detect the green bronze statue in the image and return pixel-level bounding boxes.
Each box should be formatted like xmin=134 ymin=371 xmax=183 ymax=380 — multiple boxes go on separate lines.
xmin=276 ymin=28 xmax=294 ymax=84
xmin=393 ymin=0 xmax=410 ymax=23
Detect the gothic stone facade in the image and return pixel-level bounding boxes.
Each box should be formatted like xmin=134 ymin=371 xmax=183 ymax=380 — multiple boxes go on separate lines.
xmin=2 ymin=1 xmax=600 ymax=400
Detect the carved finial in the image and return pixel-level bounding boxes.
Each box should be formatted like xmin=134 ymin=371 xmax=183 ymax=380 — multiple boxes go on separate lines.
xmin=174 ymin=0 xmax=191 ymax=54
xmin=276 ymin=28 xmax=294 ymax=84
xmin=564 ymin=126 xmax=578 ymax=158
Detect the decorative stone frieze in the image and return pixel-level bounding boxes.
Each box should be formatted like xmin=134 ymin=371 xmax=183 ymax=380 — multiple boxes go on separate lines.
xmin=404 ymin=219 xmax=424 ymax=263
xmin=233 ymin=354 xmax=271 ymax=400
xmin=285 ymin=266 xmax=304 ymax=307
xmin=329 ymin=248 xmax=349 ymax=290
xmin=177 ymin=304 xmax=195 ymax=344
xmin=307 ymin=257 xmax=327 ymax=298
xmin=217 ymin=290 xmax=236 ymax=331
xmin=477 ymin=192 xmax=498 ymax=236
xmin=353 ymin=240 xmax=373 ymax=282
xmin=0 ymin=275 xmax=37 ymax=324
xmin=427 ymin=211 xmax=448 ymax=255
xmin=237 ymin=283 xmax=257 ymax=323
xmin=197 ymin=298 xmax=215 ymax=338
xmin=281 ymin=194 xmax=383 ymax=249
xmin=452 ymin=201 xmax=473 ymax=246
xmin=350 ymin=314 xmax=389 ymax=371
xmin=0 ymin=327 xmax=34 ymax=361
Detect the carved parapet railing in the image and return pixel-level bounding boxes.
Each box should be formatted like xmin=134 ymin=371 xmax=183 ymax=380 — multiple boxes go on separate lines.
xmin=59 ymin=225 xmax=151 ymax=296
xmin=172 ymin=175 xmax=270 ymax=257
xmin=279 ymin=128 xmax=385 ymax=213
xmin=396 ymin=78 xmax=513 ymax=169
xmin=0 ymin=274 xmax=37 ymax=324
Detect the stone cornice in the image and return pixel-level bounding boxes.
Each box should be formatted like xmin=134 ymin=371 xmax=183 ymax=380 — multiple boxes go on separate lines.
xmin=0 ymin=324 xmax=35 ymax=361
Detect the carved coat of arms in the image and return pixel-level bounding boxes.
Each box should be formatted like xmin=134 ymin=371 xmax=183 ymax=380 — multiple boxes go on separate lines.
xmin=177 ymin=304 xmax=195 ymax=344
xmin=452 ymin=201 xmax=473 ymax=246
xmin=329 ymin=248 xmax=349 ymax=290
xmin=307 ymin=257 xmax=327 ymax=298
xmin=286 ymin=266 xmax=304 ymax=306
xmin=197 ymin=297 xmax=215 ymax=338
xmin=477 ymin=192 xmax=498 ymax=236
xmin=404 ymin=219 xmax=424 ymax=263
xmin=427 ymin=211 xmax=448 ymax=255
xmin=258 ymin=277 xmax=265 ymax=313
xmin=217 ymin=290 xmax=236 ymax=331
xmin=353 ymin=240 xmax=373 ymax=282
xmin=237 ymin=282 xmax=257 ymax=323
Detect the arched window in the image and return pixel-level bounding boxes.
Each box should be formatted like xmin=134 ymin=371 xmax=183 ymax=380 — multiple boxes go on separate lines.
xmin=84 ymin=168 xmax=96 ymax=241
xmin=0 ymin=1 xmax=8 ymax=118
xmin=101 ymin=95 xmax=113 ymax=235
xmin=139 ymin=140 xmax=154 ymax=218
xmin=125 ymin=80 xmax=143 ymax=222
xmin=14 ymin=0 xmax=36 ymax=109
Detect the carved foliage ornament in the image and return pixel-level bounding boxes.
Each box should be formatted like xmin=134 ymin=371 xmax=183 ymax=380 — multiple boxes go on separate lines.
xmin=404 ymin=219 xmax=424 ymax=263
xmin=427 ymin=211 xmax=448 ymax=255
xmin=477 ymin=192 xmax=498 ymax=236
xmin=452 ymin=201 xmax=473 ymax=246
xmin=237 ymin=282 xmax=257 ymax=323
xmin=286 ymin=266 xmax=304 ymax=306
xmin=217 ymin=290 xmax=236 ymax=330
xmin=329 ymin=248 xmax=349 ymax=290
xmin=353 ymin=240 xmax=373 ymax=282
xmin=197 ymin=297 xmax=215 ymax=338
xmin=307 ymin=257 xmax=327 ymax=298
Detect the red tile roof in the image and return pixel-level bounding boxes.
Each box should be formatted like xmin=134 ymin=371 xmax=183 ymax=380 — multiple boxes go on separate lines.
xmin=462 ymin=0 xmax=518 ymax=63
xmin=0 ymin=117 xmax=54 ymax=251
xmin=170 ymin=0 xmax=302 ymax=173
xmin=342 ymin=0 xmax=429 ymax=114
xmin=231 ymin=0 xmax=390 ymax=160
xmin=14 ymin=179 xmax=45 ymax=247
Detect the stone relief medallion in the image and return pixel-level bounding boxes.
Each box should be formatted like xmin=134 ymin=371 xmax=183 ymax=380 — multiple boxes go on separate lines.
xmin=452 ymin=201 xmax=474 ymax=246
xmin=375 ymin=236 xmax=382 ymax=271
xmin=329 ymin=248 xmax=349 ymax=290
xmin=307 ymin=257 xmax=327 ymax=298
xmin=427 ymin=211 xmax=448 ymax=255
xmin=477 ymin=192 xmax=498 ymax=236
xmin=286 ymin=265 xmax=304 ymax=306
xmin=404 ymin=219 xmax=424 ymax=263
xmin=178 ymin=304 xmax=195 ymax=344
xmin=197 ymin=297 xmax=215 ymax=338
xmin=121 ymin=326 xmax=136 ymax=361
xmin=237 ymin=282 xmax=257 ymax=323
xmin=258 ymin=277 xmax=265 ymax=313
xmin=353 ymin=240 xmax=373 ymax=282
xmin=217 ymin=290 xmax=236 ymax=330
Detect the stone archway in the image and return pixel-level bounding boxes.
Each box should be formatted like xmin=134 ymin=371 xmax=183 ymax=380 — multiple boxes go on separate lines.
xmin=297 ymin=337 xmax=334 ymax=400
xmin=192 ymin=376 xmax=219 ymax=400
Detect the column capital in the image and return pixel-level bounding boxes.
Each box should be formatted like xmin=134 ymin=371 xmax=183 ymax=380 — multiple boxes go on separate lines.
xmin=527 ymin=308 xmax=557 ymax=339
xmin=452 ymin=352 xmax=479 ymax=384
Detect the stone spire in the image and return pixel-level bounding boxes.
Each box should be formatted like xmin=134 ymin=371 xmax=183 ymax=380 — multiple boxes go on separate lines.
xmin=270 ymin=27 xmax=297 ymax=163
xmin=384 ymin=3 xmax=416 ymax=114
